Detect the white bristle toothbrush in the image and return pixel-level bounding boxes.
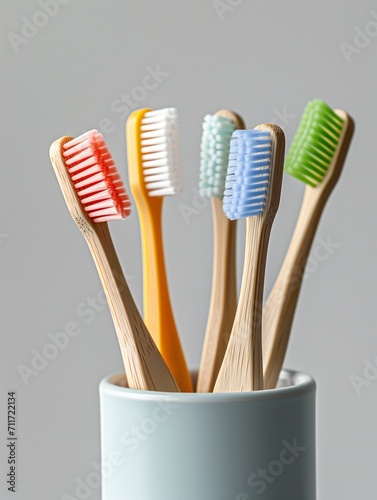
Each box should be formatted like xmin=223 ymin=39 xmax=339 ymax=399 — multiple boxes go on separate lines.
xmin=126 ymin=108 xmax=193 ymax=392
xmin=197 ymin=110 xmax=245 ymax=393
xmin=263 ymin=100 xmax=354 ymax=389
xmin=214 ymin=125 xmax=285 ymax=392
xmin=49 ymin=130 xmax=179 ymax=392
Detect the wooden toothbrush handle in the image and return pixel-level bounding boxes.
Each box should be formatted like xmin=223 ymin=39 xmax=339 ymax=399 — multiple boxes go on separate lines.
xmin=85 ymin=222 xmax=179 ymax=392
xmin=197 ymin=197 xmax=237 ymax=392
xmin=262 ymin=188 xmax=327 ymax=389
xmin=214 ymin=216 xmax=271 ymax=392
xmin=263 ymin=111 xmax=354 ymax=389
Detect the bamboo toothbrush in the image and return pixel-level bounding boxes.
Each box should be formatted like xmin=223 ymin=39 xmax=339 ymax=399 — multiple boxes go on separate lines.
xmin=197 ymin=110 xmax=245 ymax=393
xmin=263 ymin=100 xmax=354 ymax=389
xmin=49 ymin=130 xmax=179 ymax=392
xmin=126 ymin=108 xmax=192 ymax=392
xmin=214 ymin=125 xmax=285 ymax=392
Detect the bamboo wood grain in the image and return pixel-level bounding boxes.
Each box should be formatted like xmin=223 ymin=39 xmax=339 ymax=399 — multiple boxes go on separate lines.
xmin=214 ymin=124 xmax=285 ymax=392
xmin=49 ymin=137 xmax=179 ymax=392
xmin=263 ymin=110 xmax=354 ymax=389
xmin=197 ymin=110 xmax=244 ymax=393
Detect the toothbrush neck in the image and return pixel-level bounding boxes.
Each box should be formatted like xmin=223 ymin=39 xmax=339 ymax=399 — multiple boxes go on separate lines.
xmin=138 ymin=197 xmax=176 ymax=336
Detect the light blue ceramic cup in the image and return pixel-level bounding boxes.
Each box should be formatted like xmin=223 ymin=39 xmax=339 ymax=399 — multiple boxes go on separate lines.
xmin=99 ymin=369 xmax=316 ymax=500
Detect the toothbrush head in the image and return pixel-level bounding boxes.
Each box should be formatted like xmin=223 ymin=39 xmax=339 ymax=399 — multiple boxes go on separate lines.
xmin=62 ymin=130 xmax=131 ymax=223
xmin=199 ymin=114 xmax=237 ymax=198
xmin=284 ymin=99 xmax=345 ymax=187
xmin=127 ymin=107 xmax=183 ymax=197
xmin=223 ymin=125 xmax=285 ymax=221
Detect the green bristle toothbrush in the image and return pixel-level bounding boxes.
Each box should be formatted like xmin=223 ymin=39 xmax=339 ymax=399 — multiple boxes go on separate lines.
xmin=263 ymin=100 xmax=354 ymax=389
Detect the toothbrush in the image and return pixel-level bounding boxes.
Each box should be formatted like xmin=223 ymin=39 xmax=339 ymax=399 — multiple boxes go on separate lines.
xmin=126 ymin=108 xmax=193 ymax=392
xmin=197 ymin=110 xmax=245 ymax=393
xmin=214 ymin=124 xmax=285 ymax=392
xmin=49 ymin=131 xmax=179 ymax=392
xmin=263 ymin=100 xmax=354 ymax=389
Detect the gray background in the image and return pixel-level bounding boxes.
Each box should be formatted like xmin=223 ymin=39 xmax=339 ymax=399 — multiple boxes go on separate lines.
xmin=1 ymin=0 xmax=376 ymax=498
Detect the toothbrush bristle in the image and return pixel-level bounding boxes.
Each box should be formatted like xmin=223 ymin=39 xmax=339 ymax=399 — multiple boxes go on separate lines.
xmin=62 ymin=130 xmax=131 ymax=223
xmin=140 ymin=108 xmax=182 ymax=196
xmin=285 ymin=99 xmax=344 ymax=187
xmin=199 ymin=114 xmax=236 ymax=198
xmin=223 ymin=130 xmax=271 ymax=220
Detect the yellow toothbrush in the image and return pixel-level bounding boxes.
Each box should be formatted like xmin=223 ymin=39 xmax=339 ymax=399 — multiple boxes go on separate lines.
xmin=126 ymin=108 xmax=193 ymax=392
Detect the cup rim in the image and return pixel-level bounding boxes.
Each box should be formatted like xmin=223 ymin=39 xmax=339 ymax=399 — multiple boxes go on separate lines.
xmin=100 ymin=369 xmax=315 ymax=403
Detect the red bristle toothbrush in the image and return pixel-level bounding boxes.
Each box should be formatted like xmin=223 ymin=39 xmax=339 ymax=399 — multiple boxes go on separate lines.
xmin=49 ymin=130 xmax=179 ymax=392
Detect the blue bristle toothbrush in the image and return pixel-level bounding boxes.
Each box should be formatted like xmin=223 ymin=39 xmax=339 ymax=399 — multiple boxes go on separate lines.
xmin=214 ymin=124 xmax=285 ymax=392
